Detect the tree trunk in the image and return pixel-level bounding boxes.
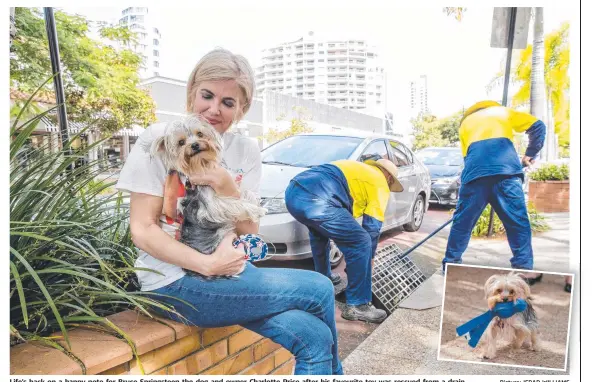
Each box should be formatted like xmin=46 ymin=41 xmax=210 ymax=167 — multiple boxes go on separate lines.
xmin=530 ymin=7 xmax=548 ymax=159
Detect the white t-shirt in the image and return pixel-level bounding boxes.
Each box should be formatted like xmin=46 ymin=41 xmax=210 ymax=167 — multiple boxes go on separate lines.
xmin=116 ymin=122 xmax=262 ymax=291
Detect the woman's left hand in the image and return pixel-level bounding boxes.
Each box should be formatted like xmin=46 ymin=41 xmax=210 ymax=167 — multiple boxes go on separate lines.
xmin=189 ymin=166 xmax=241 ymax=198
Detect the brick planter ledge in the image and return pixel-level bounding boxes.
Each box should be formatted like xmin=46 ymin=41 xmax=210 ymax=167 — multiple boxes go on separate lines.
xmin=11 ymin=310 xmax=295 ymax=376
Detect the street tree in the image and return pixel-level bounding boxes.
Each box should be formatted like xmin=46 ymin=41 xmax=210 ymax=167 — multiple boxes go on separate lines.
xmin=264 ymin=106 xmax=314 ymax=145
xmin=411 ymin=110 xmax=463 ymax=151
xmin=10 ymin=7 xmax=156 ymax=134
xmin=443 ymin=7 xmax=466 ymax=21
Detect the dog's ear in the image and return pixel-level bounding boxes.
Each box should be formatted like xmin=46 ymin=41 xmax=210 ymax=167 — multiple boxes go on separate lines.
xmin=513 ymin=274 xmax=532 ymax=298
xmin=150 ymin=135 xmax=167 ymax=157
xmin=484 ymin=275 xmax=500 ymax=299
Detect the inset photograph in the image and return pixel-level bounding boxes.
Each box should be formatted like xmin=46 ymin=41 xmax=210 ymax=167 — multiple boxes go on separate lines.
xmin=438 ymin=264 xmax=573 ymax=371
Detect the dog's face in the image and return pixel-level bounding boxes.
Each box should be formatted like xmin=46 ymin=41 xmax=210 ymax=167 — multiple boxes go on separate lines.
xmin=151 ymin=115 xmax=222 ymax=175
xmin=484 ymin=272 xmax=531 ymax=303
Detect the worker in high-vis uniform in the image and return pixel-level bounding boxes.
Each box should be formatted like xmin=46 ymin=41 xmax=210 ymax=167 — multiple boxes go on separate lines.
xmin=285 ymin=158 xmax=403 ymax=323
xmin=443 ymin=101 xmax=546 ymax=271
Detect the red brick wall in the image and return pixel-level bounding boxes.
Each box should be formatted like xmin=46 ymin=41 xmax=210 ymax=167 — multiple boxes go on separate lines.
xmin=11 ymin=310 xmax=295 ymax=376
xmin=528 ymin=181 xmax=570 ymax=213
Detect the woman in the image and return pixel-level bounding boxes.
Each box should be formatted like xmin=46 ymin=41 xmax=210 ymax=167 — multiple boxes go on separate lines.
xmin=116 ymin=49 xmax=342 ymax=375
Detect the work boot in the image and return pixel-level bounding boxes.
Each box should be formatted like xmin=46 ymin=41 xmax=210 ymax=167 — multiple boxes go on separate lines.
xmin=341 ymin=302 xmax=387 ymax=323
xmin=330 ymin=272 xmax=342 ymax=285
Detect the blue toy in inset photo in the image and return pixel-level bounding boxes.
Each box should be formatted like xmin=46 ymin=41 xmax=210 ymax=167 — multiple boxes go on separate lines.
xmin=456 ymin=299 xmax=528 ymax=348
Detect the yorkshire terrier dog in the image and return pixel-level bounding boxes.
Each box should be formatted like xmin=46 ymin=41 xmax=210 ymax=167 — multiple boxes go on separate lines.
xmin=481 ymin=272 xmax=541 ymax=359
xmin=148 ymin=115 xmax=266 ymax=272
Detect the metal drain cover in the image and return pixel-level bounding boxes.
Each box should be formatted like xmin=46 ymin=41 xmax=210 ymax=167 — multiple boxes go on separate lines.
xmin=372 ymin=243 xmax=427 ymax=314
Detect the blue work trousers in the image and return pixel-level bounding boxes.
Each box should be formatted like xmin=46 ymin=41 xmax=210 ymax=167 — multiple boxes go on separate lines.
xmin=285 ymin=181 xmax=374 ymax=306
xmin=443 ymin=175 xmax=533 ymax=270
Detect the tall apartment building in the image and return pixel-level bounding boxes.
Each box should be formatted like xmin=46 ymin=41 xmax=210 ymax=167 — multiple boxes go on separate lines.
xmin=117 ymin=7 xmax=162 ymax=78
xmin=409 ymin=74 xmax=429 ymax=118
xmin=255 ymin=32 xmax=386 ymax=115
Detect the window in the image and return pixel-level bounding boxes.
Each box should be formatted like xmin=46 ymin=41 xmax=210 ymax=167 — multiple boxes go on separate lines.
xmin=153 ymin=50 xmax=159 ymax=57
xmin=154 ymin=72 xmax=159 ymax=76
xmin=261 ymin=135 xmax=363 ymax=168
xmin=153 ymin=61 xmax=159 ymax=68
xmin=154 ymin=27 xmax=160 ymax=34
xmin=359 ymin=140 xmax=389 ymax=162
xmin=388 ymin=141 xmax=412 ymax=167
xmin=153 ymin=39 xmax=159 ymax=46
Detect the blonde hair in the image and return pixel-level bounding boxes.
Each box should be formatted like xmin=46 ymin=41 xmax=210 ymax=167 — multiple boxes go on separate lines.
xmin=186 ymin=48 xmax=255 ymax=120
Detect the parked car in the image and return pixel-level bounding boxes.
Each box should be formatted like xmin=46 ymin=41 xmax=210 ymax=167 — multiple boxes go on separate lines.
xmin=258 ymin=131 xmax=431 ymax=267
xmin=415 ymin=147 xmax=464 ymax=206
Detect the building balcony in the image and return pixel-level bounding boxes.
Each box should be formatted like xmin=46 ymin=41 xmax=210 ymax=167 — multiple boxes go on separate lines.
xmin=262 ymin=51 xmax=284 ymax=60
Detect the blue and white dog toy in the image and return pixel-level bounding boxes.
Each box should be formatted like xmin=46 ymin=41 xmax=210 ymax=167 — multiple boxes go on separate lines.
xmin=456 ymin=299 xmax=528 ymax=348
xmin=233 ymin=234 xmax=270 ymax=262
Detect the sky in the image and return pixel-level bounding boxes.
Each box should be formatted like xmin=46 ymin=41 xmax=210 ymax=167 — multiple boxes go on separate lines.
xmin=61 ymin=5 xmax=574 ymax=131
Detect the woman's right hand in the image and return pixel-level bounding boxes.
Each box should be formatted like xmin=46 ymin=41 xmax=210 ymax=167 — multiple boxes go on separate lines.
xmin=190 ymin=233 xmax=246 ymax=277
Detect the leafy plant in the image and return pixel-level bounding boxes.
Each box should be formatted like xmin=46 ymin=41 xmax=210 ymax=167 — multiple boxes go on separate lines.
xmin=10 ymin=7 xmax=156 ymax=134
xmin=9 ymin=87 xmax=181 ymax=371
xmin=529 ymin=163 xmax=570 ymax=181
xmin=467 ymin=203 xmax=550 ymax=237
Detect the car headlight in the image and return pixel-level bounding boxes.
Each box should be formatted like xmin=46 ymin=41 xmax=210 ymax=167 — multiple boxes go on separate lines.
xmin=434 ymin=176 xmax=460 ymax=185
xmin=260 ymin=197 xmax=288 ymax=214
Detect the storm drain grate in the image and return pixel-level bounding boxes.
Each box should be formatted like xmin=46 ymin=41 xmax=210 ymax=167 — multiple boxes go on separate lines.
xmin=372 ymin=243 xmax=427 ymax=314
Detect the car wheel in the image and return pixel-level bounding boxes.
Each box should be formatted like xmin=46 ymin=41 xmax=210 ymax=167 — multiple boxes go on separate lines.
xmin=329 ymin=240 xmax=344 ymax=269
xmin=403 ymin=194 xmax=425 ymax=232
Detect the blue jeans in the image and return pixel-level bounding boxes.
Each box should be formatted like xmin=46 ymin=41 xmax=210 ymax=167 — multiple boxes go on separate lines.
xmin=443 ymin=175 xmax=533 ymax=270
xmin=150 ymin=262 xmax=343 ymax=375
xmin=285 ymin=181 xmax=374 ymax=306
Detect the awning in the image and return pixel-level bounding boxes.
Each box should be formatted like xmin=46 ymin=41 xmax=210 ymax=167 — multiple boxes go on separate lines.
xmin=114 ymin=126 xmax=146 ymax=137
xmin=40 ymin=116 xmax=86 ymax=134
xmin=40 ymin=116 xmax=145 ymax=137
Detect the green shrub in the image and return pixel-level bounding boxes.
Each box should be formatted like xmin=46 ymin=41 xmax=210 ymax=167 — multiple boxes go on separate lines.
xmin=9 ymin=88 xmax=178 ymax=366
xmin=466 ymin=203 xmax=550 ymax=237
xmin=529 ymin=163 xmax=570 ymax=181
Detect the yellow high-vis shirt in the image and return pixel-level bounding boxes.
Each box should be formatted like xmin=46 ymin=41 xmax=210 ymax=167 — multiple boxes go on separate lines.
xmin=458 ymin=103 xmax=545 ymax=185
xmin=332 ymin=160 xmax=390 ymax=222
xmin=459 ymin=106 xmax=539 ymax=157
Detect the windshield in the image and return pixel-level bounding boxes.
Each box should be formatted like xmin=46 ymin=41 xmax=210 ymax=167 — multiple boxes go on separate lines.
xmin=261 ymin=135 xmax=364 ymax=168
xmin=416 ymin=149 xmax=463 ymax=166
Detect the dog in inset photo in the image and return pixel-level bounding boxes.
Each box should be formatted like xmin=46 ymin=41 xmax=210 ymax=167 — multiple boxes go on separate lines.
xmin=148 ymin=116 xmax=266 ymax=271
xmin=439 ymin=265 xmax=573 ymax=371
xmin=481 ymin=272 xmax=541 ymax=359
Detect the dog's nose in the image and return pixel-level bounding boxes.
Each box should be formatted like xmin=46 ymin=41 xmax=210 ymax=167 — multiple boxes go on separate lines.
xmin=502 ymin=297 xmax=509 ymax=302
xmin=191 ymin=143 xmax=201 ymax=152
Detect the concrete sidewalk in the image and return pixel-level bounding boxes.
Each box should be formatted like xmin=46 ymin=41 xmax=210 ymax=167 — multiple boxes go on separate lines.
xmin=343 ymin=213 xmax=572 ymax=375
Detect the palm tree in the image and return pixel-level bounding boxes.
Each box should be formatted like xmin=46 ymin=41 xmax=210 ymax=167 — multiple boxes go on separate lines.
xmin=530 ymin=8 xmax=551 ymax=159
xmin=488 ymin=19 xmax=570 ymax=157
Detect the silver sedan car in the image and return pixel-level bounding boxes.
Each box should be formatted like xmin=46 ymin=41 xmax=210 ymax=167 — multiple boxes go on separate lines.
xmin=257 ymin=131 xmax=431 ymax=267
